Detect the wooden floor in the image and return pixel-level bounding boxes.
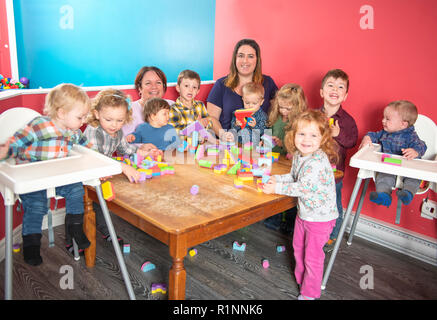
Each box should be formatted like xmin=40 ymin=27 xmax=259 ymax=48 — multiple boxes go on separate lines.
xmin=1 ymin=213 xmax=437 ymax=300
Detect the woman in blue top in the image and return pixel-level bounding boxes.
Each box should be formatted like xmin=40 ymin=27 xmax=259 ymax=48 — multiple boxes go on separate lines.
xmin=207 ymin=39 xmax=278 ymax=140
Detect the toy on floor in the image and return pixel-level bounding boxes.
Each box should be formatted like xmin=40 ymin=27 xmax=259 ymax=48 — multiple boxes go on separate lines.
xmin=151 ymin=283 xmax=167 ymax=294
xmin=189 ymin=249 xmax=198 ymax=256
xmin=141 ymin=261 xmax=156 ymax=272
xmin=276 ymin=245 xmax=286 ymax=253
xmin=123 ymin=244 xmax=130 ymax=254
xmin=233 ymin=241 xmax=246 ymax=251
xmin=262 ymin=259 xmax=270 ymax=268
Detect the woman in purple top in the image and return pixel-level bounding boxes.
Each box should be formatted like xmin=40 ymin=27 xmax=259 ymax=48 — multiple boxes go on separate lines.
xmin=207 ymin=39 xmax=278 ymax=138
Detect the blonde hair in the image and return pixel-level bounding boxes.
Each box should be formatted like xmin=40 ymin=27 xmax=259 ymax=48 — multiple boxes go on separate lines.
xmin=267 ymin=83 xmax=308 ymax=127
xmin=241 ymin=82 xmax=264 ymax=100
xmin=224 ymin=39 xmax=264 ymax=90
xmin=43 ymin=83 xmax=90 ymax=119
xmin=386 ymin=100 xmax=418 ymax=127
xmin=143 ymin=98 xmax=171 ymax=123
xmin=284 ymin=109 xmax=339 ymax=164
xmin=87 ymin=89 xmax=132 ymax=127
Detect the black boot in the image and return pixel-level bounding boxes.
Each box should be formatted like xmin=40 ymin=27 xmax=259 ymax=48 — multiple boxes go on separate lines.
xmin=22 ymin=233 xmax=43 ymax=266
xmin=65 ymin=214 xmax=90 ymax=250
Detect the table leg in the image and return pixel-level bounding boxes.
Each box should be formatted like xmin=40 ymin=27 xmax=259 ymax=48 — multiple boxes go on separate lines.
xmin=322 ymin=177 xmax=363 ymax=290
xmin=169 ymin=233 xmax=187 ymax=300
xmin=347 ymin=178 xmax=370 ymax=246
xmin=4 ymin=204 xmax=13 ymax=300
xmin=95 ymin=185 xmax=136 ymax=300
xmin=83 ymin=187 xmax=96 ymax=267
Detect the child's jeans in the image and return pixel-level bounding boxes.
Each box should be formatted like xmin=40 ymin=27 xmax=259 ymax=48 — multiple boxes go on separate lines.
xmin=20 ymin=182 xmax=85 ymax=236
xmin=293 ymin=215 xmax=336 ymax=298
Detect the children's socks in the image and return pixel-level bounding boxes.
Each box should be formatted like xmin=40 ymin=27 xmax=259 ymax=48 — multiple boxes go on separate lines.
xmin=396 ymin=189 xmax=414 ymax=205
xmin=369 ymin=192 xmax=392 ymax=207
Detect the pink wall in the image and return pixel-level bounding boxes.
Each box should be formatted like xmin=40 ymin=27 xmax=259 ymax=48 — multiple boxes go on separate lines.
xmin=214 ymin=0 xmax=437 ymax=238
xmin=0 ymin=0 xmax=11 ymax=78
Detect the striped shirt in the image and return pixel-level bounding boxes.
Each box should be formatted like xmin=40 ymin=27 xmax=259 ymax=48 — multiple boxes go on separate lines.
xmin=84 ymin=125 xmax=137 ymax=157
xmin=6 ymin=116 xmax=91 ymax=164
xmin=169 ymin=97 xmax=212 ymax=134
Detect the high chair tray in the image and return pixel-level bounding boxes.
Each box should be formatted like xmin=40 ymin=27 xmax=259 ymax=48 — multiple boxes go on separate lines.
xmin=350 ymin=144 xmax=437 ymax=183
xmin=0 ymin=145 xmax=121 ymax=194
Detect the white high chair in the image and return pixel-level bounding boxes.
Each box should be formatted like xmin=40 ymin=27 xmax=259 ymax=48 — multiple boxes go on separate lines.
xmin=321 ymin=114 xmax=437 ymax=290
xmin=0 ymin=108 xmax=80 ymax=259
xmin=355 ymin=114 xmax=437 ymax=227
xmin=0 ymin=108 xmax=135 ymax=300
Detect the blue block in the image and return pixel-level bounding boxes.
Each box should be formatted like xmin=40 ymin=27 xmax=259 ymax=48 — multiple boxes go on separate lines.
xmin=233 ymin=241 xmax=246 ymax=251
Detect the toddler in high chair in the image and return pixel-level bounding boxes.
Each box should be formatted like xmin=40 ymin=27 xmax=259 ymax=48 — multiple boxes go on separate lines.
xmin=359 ymin=100 xmax=427 ymax=207
xmin=262 ymin=110 xmax=339 ymax=300
xmin=0 ymin=83 xmax=92 ymax=266
xmin=84 ymin=89 xmax=161 ymax=246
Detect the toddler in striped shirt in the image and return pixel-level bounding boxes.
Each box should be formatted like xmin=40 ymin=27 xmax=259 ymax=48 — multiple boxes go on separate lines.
xmin=0 ymin=83 xmax=92 ymax=266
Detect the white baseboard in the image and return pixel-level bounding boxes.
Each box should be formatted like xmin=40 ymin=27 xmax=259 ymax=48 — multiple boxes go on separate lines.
xmin=345 ymin=212 xmax=437 ymax=266
xmin=0 ymin=208 xmax=66 ymax=262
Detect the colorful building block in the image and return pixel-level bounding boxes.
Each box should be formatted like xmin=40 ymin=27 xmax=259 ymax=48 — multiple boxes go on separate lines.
xmin=123 ymin=244 xmax=130 ymax=254
xmin=381 ymin=154 xmax=402 ymax=166
xmin=234 ymin=178 xmax=244 ymax=188
xmin=198 ymin=159 xmax=213 ymax=168
xmin=101 ymin=181 xmax=115 ymax=201
xmin=141 ymin=261 xmax=156 ymax=272
xmin=276 ymin=245 xmax=286 ymax=253
xmin=190 ymin=185 xmax=199 ymax=195
xmin=151 ymin=283 xmax=167 ymax=294
xmin=262 ymin=259 xmax=270 ymax=268
xmin=233 ymin=241 xmax=246 ymax=251
xmin=189 ymin=249 xmax=198 ymax=257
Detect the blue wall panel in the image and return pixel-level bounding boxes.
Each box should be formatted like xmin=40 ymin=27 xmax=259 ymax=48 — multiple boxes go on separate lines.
xmin=14 ymin=0 xmax=215 ymax=88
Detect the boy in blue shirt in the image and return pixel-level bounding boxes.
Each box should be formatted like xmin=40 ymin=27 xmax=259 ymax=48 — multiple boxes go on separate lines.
xmin=127 ymin=98 xmax=181 ymax=151
xmin=359 ymin=100 xmax=427 ymax=207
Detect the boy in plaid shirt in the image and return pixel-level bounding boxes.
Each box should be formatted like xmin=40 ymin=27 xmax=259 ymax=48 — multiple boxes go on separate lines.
xmin=0 ymin=83 xmax=92 ymax=266
xmin=359 ymin=100 xmax=427 ymax=207
xmin=169 ymin=70 xmax=212 ymax=135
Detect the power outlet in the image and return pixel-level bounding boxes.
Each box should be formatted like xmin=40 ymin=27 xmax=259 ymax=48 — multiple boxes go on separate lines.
xmin=421 ymin=199 xmax=437 ymax=219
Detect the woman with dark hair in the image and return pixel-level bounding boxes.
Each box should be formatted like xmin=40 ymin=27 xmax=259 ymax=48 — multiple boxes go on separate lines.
xmin=122 ymin=66 xmax=174 ymax=136
xmin=207 ymin=39 xmax=278 ymax=137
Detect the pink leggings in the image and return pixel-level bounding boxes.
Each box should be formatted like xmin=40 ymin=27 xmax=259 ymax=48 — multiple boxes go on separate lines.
xmin=293 ymin=216 xmax=336 ymax=298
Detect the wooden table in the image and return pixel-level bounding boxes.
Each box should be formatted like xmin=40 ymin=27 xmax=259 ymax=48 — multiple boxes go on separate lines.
xmin=83 ymin=153 xmax=297 ymax=300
